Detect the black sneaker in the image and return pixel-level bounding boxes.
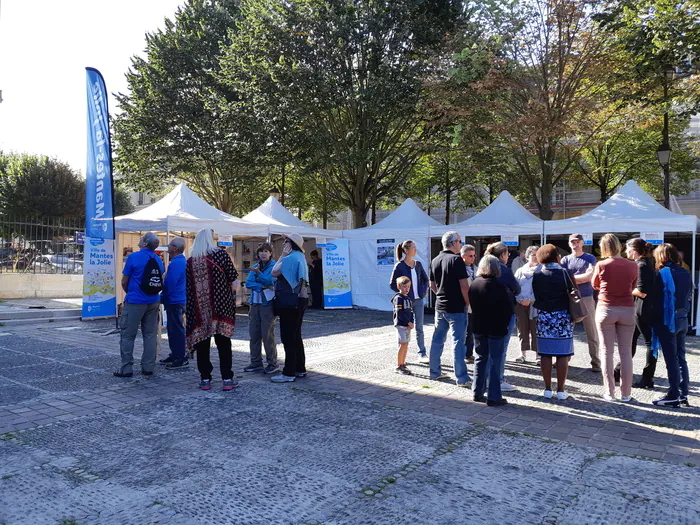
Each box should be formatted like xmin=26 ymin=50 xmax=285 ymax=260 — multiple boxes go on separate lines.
xmin=396 ymin=365 xmax=412 ymax=376
xmin=166 ymin=360 xmax=189 ymax=370
xmin=632 ymin=380 xmax=654 ymax=389
xmin=487 ymin=399 xmax=508 ymax=407
xmin=263 ymin=364 xmax=280 ymax=374
xmin=473 ymin=395 xmax=487 ymax=403
xmin=159 ymin=356 xmax=174 ymax=365
xmin=244 ymin=364 xmax=265 ymax=373
xmin=652 ymin=396 xmax=681 ymax=408
xmin=680 ymin=395 xmax=691 ymax=407
xmin=295 ymin=372 xmax=307 ymax=378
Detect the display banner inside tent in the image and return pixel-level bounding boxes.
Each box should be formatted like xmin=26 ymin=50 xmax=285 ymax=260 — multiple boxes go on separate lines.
xmin=322 ymin=239 xmax=352 ymax=309
xmin=83 ymin=68 xmax=117 ymax=319
xmin=376 ymin=238 xmax=395 ymax=268
xmin=640 ymin=232 xmax=664 ymax=245
xmin=582 ymin=233 xmax=593 ymax=246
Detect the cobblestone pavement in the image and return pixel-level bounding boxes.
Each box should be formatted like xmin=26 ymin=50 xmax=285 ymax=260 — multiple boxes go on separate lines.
xmin=0 ymin=309 xmax=699 ymax=524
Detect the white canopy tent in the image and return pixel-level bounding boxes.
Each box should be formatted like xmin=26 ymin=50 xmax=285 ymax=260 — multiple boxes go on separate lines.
xmin=343 ymin=198 xmax=439 ymax=311
xmin=430 ymin=190 xmax=544 ymax=240
xmin=242 ymin=196 xmax=334 ymax=238
xmin=114 ymin=183 xmax=268 ymax=237
xmin=543 ymin=180 xmax=700 ymax=237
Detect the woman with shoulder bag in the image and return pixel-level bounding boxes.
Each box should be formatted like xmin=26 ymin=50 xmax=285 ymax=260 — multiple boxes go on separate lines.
xmin=271 ymin=233 xmax=310 ymax=383
xmin=532 ymin=244 xmax=575 ymax=400
xmin=186 ymin=229 xmax=240 ymax=391
xmin=389 ymin=240 xmax=430 ymax=363
xmin=592 ymin=234 xmax=638 ymax=403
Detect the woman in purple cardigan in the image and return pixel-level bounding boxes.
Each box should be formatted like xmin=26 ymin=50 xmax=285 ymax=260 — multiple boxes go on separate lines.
xmin=390 ymin=240 xmax=429 ymax=363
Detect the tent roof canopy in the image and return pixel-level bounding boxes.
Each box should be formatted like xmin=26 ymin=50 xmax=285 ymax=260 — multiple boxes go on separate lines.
xmin=343 ymin=198 xmax=439 ymax=239
xmin=114 ymin=183 xmax=268 ymax=237
xmin=242 ymin=196 xmax=333 ymax=238
xmin=544 ymin=180 xmax=700 ymax=235
xmin=431 ymin=190 xmax=543 ymax=237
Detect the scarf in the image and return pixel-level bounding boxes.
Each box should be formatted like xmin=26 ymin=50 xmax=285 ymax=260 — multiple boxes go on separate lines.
xmin=651 ymin=266 xmax=676 ymax=356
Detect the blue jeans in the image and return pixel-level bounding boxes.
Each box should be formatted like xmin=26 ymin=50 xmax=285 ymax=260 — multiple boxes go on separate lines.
xmin=654 ymin=321 xmax=689 ymax=399
xmin=473 ymin=334 xmax=504 ymax=401
xmin=414 ymin=297 xmax=427 ymax=355
xmin=165 ymin=304 xmax=187 ymax=363
xmin=499 ymin=314 xmax=516 ymax=382
xmin=429 ymin=311 xmax=468 ymax=383
xmin=465 ymin=313 xmax=474 ymax=358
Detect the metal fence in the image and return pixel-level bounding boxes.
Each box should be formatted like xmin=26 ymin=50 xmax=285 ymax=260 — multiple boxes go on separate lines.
xmin=0 ymin=215 xmax=85 ymax=274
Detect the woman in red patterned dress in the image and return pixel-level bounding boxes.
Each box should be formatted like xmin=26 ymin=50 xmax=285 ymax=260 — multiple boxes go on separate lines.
xmin=186 ymin=229 xmax=239 ymax=391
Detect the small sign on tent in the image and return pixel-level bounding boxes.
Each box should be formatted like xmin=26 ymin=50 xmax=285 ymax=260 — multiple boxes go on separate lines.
xmin=501 ymin=234 xmax=519 ymax=247
xmin=376 ymin=238 xmax=395 ymax=268
xmin=640 ymin=232 xmax=664 ymax=245
xmin=582 ymin=233 xmax=593 ymax=246
xmin=218 ymin=234 xmax=233 ymax=247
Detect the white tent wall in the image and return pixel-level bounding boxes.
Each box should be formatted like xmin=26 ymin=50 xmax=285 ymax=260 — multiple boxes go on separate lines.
xmin=348 ymin=234 xmax=431 ymax=311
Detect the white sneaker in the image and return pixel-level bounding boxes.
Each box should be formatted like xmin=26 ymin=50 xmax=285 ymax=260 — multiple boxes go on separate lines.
xmin=271 ymin=374 xmax=295 ymax=383
xmin=419 ymin=356 xmax=430 ymax=365
xmin=514 ymin=355 xmax=526 ymax=364
xmin=557 ymin=391 xmax=569 ymax=401
xmin=602 ymin=393 xmax=615 ymax=402
xmin=543 ymin=389 xmax=553 ymax=399
xmin=620 ymin=395 xmax=633 ymax=403
xmin=500 ymin=382 xmax=517 ymax=392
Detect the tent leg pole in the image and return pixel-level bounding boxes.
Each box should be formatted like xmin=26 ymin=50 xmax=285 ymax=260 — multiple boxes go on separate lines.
xmin=693 ymin=232 xmax=697 ymax=330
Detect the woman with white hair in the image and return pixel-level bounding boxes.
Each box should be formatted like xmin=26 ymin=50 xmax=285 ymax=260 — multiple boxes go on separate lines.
xmin=468 ymin=255 xmax=513 ymax=406
xmin=186 ymin=229 xmax=239 ymax=391
xmin=514 ymin=245 xmax=540 ymax=364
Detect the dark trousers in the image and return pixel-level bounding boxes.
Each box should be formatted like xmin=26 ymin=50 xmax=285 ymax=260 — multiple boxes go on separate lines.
xmin=473 ymin=334 xmax=504 ymax=401
xmin=654 ymin=321 xmax=689 ymax=399
xmin=165 ymin=304 xmax=187 ymax=363
xmin=279 ymin=299 xmax=307 ymax=376
xmin=194 ymin=334 xmax=233 ymax=380
xmin=632 ymin=313 xmax=656 ymax=385
xmin=465 ymin=314 xmax=474 ymax=358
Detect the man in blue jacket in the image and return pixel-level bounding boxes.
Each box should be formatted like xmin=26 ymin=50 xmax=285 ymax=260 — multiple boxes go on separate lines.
xmin=160 ymin=237 xmax=188 ymax=370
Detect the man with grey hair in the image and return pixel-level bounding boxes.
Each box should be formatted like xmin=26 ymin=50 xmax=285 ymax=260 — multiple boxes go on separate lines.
xmin=114 ymin=232 xmax=165 ymax=378
xmin=160 ymin=237 xmax=188 ymax=370
xmin=428 ymin=231 xmax=470 ymax=385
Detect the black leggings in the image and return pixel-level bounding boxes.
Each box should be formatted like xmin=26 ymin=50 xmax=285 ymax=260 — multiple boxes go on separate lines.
xmin=194 ymin=334 xmax=233 ymax=380
xmin=279 ymin=299 xmax=307 ymax=376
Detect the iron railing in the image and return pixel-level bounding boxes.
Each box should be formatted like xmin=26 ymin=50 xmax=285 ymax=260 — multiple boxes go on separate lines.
xmin=0 ymin=215 xmax=85 ymax=274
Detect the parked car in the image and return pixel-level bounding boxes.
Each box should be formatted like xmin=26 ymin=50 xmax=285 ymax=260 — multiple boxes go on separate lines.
xmin=47 ymin=254 xmax=83 ymax=274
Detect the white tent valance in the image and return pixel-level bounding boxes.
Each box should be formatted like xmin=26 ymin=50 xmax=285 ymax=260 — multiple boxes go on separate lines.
xmin=544 ymin=181 xmax=700 ymax=235
xmin=430 ymin=191 xmax=543 ymax=238
xmin=114 ymin=183 xmax=268 ymax=237
xmin=242 ymin=196 xmax=334 ymax=238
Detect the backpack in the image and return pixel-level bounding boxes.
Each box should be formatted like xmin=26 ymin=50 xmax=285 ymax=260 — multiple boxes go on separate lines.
xmin=140 ymin=255 xmax=163 ymax=294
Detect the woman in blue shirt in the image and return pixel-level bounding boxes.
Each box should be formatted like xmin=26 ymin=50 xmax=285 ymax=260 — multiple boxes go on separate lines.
xmin=389 ymin=240 xmax=429 ymax=362
xmin=271 ymin=233 xmax=310 ymax=383
xmin=244 ymin=242 xmax=278 ymax=374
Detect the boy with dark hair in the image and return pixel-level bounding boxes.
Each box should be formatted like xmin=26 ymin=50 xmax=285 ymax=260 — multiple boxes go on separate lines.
xmin=392 ymin=276 xmax=415 ymax=375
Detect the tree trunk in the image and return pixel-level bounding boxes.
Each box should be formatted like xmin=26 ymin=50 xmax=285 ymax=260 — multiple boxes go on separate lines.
xmin=371 ymin=200 xmax=376 ymax=225
xmin=352 ymin=206 xmax=368 ymax=228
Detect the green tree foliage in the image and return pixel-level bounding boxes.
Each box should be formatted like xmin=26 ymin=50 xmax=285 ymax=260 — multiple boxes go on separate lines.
xmin=113 ymin=0 xmax=268 ymax=214
xmin=0 ymin=153 xmax=85 ymax=218
xmin=223 ymin=0 xmax=463 ymax=227
xmin=113 ymin=186 xmax=136 ymax=216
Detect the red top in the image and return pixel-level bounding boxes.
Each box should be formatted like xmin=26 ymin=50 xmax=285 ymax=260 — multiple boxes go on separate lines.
xmin=592 ymin=257 xmax=638 ymax=307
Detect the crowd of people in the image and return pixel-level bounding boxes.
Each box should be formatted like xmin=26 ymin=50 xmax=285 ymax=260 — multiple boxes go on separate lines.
xmin=115 ymin=228 xmax=693 ymax=410
xmin=115 ymin=229 xmax=310 ymax=390
xmin=390 ymin=231 xmax=693 ymax=408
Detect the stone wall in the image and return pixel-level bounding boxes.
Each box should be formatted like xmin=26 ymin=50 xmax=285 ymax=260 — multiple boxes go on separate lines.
xmin=0 ymin=274 xmax=82 ymax=299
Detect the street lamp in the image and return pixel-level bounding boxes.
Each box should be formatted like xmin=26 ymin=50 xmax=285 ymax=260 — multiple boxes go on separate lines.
xmin=269 ymin=186 xmax=281 ymax=201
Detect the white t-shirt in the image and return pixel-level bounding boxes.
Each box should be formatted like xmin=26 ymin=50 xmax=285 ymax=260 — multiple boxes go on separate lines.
xmin=410 ymin=267 xmax=419 ymax=299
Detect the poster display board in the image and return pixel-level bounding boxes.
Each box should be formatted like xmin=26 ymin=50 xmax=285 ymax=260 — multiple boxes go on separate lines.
xmin=81 ymin=238 xmax=117 ymax=319
xmin=582 ymin=233 xmax=593 ymax=246
xmin=376 ymin=238 xmax=395 ymax=268
xmin=218 ymin=234 xmax=233 ymax=247
xmin=322 ymin=239 xmax=352 ymax=309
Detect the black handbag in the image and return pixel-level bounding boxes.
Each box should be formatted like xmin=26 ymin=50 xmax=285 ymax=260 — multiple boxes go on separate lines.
xmin=563 ymin=269 xmax=588 ymax=322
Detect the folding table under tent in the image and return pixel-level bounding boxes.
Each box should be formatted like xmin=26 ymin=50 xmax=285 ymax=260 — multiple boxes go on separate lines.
xmin=430 ymin=190 xmax=544 ymax=249
xmin=342 ymin=198 xmax=439 ymax=311
xmin=543 ymin=180 xmax=700 ymax=326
